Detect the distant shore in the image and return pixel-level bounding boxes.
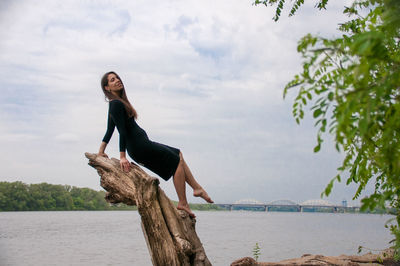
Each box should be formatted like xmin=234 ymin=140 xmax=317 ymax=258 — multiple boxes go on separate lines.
xmin=0 ymin=181 xmax=222 ymax=212
xmin=0 ymin=181 xmax=393 ymax=214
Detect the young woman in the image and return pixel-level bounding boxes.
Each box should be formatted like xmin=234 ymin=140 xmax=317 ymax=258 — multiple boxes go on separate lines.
xmin=98 ymin=71 xmax=213 ymax=218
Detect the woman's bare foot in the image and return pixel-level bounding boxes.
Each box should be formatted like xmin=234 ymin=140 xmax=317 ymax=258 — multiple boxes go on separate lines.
xmin=193 ymin=188 xmax=214 ymax=203
xmin=177 ymin=202 xmax=196 ymax=218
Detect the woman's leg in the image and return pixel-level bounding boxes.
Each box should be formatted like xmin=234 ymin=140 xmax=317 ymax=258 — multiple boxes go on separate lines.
xmin=173 ymin=157 xmax=196 ymax=218
xmin=180 ymin=153 xmax=213 ymax=203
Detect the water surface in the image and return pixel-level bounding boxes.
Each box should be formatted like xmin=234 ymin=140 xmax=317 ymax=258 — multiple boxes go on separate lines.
xmin=0 ymin=211 xmax=392 ymax=265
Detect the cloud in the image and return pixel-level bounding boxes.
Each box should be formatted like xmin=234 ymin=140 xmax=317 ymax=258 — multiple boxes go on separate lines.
xmin=0 ymin=133 xmax=38 ymax=142
xmin=54 ymin=133 xmax=80 ymax=143
xmin=171 ymin=15 xmax=198 ymax=39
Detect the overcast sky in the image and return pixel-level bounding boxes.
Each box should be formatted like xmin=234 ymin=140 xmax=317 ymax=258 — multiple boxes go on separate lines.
xmin=0 ymin=0 xmax=371 ymax=205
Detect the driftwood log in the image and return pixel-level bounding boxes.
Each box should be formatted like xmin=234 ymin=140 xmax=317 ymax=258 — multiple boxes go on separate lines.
xmin=85 ymin=152 xmax=211 ymax=266
xmin=231 ymin=248 xmax=396 ymax=266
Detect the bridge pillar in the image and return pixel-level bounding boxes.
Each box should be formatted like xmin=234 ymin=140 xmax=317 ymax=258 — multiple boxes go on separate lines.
xmin=299 ymin=206 xmax=303 ymax=212
xmin=264 ymin=205 xmax=268 ymax=212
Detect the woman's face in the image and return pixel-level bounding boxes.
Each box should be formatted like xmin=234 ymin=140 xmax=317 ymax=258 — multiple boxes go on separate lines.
xmin=106 ymin=73 xmax=124 ymax=93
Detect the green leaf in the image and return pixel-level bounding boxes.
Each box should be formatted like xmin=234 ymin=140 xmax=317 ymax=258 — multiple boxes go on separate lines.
xmin=313 ymin=109 xmax=323 ymax=118
xmin=322 ymin=178 xmax=335 ymax=197
xmin=328 ymin=92 xmax=334 ymax=101
xmin=314 ymin=143 xmax=321 ymax=153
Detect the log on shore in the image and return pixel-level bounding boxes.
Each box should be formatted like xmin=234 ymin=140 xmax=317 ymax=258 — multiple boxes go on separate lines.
xmin=85 ymin=152 xmax=211 ymax=266
xmin=231 ymin=249 xmax=396 ymax=266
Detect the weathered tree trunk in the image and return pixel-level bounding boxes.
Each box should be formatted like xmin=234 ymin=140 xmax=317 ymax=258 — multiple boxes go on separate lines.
xmin=85 ymin=152 xmax=212 ymax=266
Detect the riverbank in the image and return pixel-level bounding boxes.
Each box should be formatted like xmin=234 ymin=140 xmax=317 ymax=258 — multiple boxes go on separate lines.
xmin=2 ymin=181 xmax=395 ymax=214
xmin=0 ymin=181 xmax=223 ymax=211
xmin=232 ymin=248 xmax=396 ymax=266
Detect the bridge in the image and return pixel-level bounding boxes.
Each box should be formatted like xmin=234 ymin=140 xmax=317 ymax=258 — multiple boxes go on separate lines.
xmin=215 ymin=199 xmax=360 ymax=213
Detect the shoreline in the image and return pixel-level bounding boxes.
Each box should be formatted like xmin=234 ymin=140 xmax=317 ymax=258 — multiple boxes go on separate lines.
xmin=232 ymin=248 xmax=396 ymax=266
xmin=0 ymin=209 xmax=395 ymax=215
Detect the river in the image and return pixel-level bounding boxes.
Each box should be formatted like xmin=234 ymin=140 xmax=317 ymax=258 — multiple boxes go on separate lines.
xmin=0 ymin=211 xmax=392 ymax=265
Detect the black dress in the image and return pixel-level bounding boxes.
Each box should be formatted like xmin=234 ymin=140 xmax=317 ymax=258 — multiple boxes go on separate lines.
xmin=102 ymin=99 xmax=180 ymax=181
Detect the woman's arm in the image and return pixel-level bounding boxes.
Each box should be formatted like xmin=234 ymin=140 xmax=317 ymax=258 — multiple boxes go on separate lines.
xmin=109 ymin=100 xmax=131 ymax=172
xmin=99 ymin=106 xmax=116 ymax=158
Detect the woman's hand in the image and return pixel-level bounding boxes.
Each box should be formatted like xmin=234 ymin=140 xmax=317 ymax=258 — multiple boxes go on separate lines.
xmin=120 ymin=157 xmax=131 ymax=172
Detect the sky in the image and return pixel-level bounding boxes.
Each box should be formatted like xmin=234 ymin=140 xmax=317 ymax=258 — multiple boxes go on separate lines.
xmin=0 ymin=0 xmax=372 ymax=205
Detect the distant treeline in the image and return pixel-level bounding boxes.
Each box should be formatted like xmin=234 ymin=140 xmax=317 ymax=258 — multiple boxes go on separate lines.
xmin=0 ymin=181 xmax=222 ymax=212
xmin=0 ymin=181 xmax=136 ymax=211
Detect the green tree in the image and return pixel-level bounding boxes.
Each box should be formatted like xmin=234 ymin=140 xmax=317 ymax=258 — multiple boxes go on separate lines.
xmin=0 ymin=181 xmax=115 ymax=211
xmin=254 ymin=0 xmax=400 ymax=256
xmin=0 ymin=181 xmax=30 ymax=211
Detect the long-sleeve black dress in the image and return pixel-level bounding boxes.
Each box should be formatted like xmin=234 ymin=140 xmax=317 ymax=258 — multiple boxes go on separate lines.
xmin=102 ymin=99 xmax=180 ymax=181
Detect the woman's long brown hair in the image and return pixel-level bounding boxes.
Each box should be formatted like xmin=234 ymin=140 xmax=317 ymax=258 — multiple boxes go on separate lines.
xmin=101 ymin=71 xmax=138 ymax=119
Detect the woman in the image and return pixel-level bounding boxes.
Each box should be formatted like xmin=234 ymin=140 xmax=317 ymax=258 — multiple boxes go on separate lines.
xmin=98 ymin=71 xmax=213 ymax=218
